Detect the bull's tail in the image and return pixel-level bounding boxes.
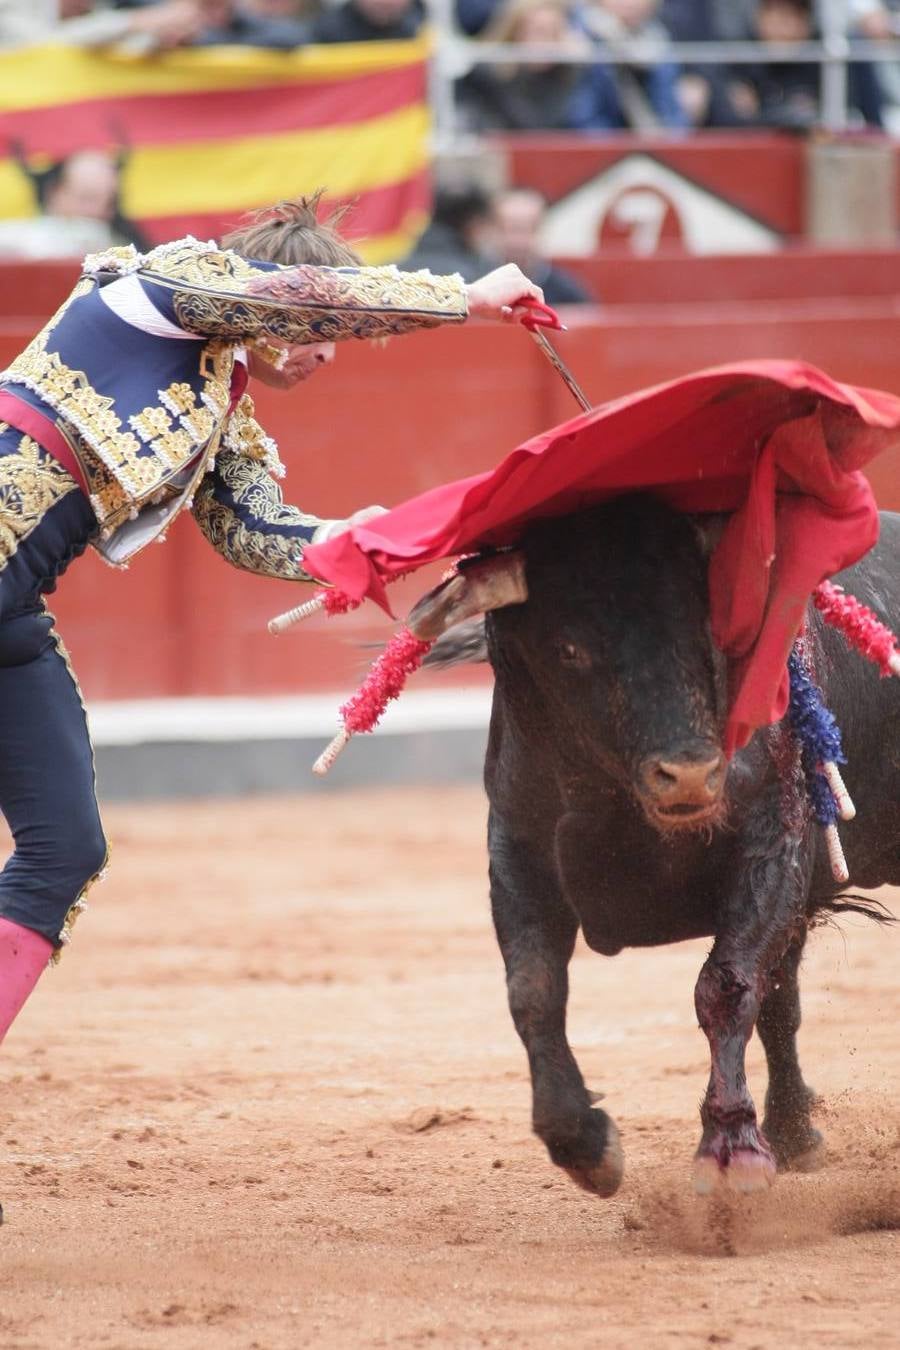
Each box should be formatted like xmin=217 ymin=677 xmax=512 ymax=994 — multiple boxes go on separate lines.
xmin=813 ymin=893 xmax=896 ymax=926
xmin=421 ymin=617 xmax=489 ymax=670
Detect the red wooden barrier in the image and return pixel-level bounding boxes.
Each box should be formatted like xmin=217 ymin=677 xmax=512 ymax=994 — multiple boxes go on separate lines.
xmin=495 ymin=133 xmax=807 ymax=241
xmin=558 ymin=249 xmax=900 ymax=305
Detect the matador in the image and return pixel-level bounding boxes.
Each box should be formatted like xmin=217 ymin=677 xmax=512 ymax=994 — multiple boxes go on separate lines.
xmin=0 ymin=194 xmax=544 ymax=1043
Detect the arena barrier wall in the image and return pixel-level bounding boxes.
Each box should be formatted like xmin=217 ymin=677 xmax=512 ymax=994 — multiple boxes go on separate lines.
xmin=0 ymin=257 xmax=898 ymax=704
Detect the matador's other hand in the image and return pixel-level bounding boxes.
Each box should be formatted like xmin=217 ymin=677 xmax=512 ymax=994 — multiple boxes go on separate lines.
xmin=465 ymin=265 xmax=545 ymax=325
xmin=316 ymin=505 xmax=388 ymax=542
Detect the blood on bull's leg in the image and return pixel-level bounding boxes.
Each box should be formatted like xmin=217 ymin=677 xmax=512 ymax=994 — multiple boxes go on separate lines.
xmin=756 ymin=935 xmax=824 ymax=1171
xmin=489 ymin=812 xmax=624 ymax=1197
xmin=692 ymin=792 xmax=811 ymax=1194
xmin=693 ymin=956 xmax=774 ymax=1194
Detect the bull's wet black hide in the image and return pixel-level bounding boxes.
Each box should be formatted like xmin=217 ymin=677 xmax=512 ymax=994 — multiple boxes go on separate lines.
xmin=452 ymin=496 xmax=898 ymax=1191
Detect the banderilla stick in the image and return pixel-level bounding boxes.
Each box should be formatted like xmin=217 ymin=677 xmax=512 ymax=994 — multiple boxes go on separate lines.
xmin=268 ymin=592 xmax=328 ymax=633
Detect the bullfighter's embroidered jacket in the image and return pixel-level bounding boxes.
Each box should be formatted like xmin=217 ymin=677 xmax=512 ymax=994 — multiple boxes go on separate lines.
xmin=0 ymin=238 xmax=468 ymax=575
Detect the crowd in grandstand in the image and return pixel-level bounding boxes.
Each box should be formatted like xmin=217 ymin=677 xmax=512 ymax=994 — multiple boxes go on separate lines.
xmin=1 ymin=0 xmax=899 ymax=262
xmin=1 ymin=0 xmax=899 ymax=132
xmin=456 ymin=0 xmax=894 ymax=130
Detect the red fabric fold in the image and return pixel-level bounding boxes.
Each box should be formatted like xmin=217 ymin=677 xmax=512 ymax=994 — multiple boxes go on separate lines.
xmin=303 ymin=360 xmax=900 ymax=756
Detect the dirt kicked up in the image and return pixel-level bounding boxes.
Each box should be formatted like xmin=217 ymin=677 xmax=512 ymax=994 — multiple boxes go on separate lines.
xmin=0 ymin=786 xmax=897 ymax=1350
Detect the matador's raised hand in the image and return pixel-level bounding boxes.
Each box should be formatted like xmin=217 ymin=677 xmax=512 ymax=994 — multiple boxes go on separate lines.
xmin=465 ymin=265 xmax=545 ymax=325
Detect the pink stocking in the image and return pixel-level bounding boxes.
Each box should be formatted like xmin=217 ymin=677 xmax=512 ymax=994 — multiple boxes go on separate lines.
xmin=0 ymin=918 xmax=53 ymax=1044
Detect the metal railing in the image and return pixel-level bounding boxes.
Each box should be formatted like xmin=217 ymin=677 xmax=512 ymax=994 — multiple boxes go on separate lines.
xmin=426 ymin=0 xmax=900 ymax=142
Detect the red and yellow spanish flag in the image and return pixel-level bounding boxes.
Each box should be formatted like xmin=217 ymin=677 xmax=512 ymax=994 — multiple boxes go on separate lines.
xmin=0 ymin=38 xmax=431 ymax=261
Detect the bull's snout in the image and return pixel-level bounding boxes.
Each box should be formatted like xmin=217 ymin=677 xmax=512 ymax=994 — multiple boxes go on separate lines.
xmin=639 ymin=750 xmax=726 ymax=821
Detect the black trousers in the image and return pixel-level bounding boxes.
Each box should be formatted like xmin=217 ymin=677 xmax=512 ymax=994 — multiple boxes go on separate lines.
xmin=0 ymin=424 xmax=107 ymax=947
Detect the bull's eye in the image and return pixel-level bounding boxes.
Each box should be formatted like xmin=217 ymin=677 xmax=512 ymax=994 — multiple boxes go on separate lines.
xmin=556 ymin=640 xmax=589 ymax=669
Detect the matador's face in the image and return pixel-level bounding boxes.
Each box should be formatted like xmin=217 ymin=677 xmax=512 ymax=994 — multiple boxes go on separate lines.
xmin=248 ymin=342 xmax=336 ymax=390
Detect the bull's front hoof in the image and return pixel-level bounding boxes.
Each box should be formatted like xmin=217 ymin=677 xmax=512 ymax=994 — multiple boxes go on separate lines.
xmin=724 ymin=1148 xmax=777 ymax=1193
xmin=763 ymin=1085 xmax=824 ymax=1172
xmin=562 ymin=1119 xmax=624 ymax=1198
xmin=693 ymin=1141 xmax=776 ymax=1195
xmin=774 ymin=1129 xmax=826 ymax=1174
xmin=693 ymin=1154 xmax=722 ymax=1196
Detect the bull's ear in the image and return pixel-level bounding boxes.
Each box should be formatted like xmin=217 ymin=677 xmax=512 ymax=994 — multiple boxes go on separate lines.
xmin=407 ymin=551 xmax=528 ymax=640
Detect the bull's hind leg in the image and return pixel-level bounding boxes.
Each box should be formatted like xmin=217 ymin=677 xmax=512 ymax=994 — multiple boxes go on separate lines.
xmin=489 ymin=812 xmax=624 ymax=1197
xmin=693 ymin=796 xmax=811 ymax=1194
xmin=756 ymin=934 xmax=824 ymax=1171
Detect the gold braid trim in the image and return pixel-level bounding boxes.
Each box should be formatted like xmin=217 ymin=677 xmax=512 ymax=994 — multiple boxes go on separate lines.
xmin=192 ymin=450 xmax=323 ymax=582
xmin=0 ymin=428 xmax=79 ymax=570
xmin=3 ymin=318 xmax=234 ymax=512
xmin=138 ymin=243 xmax=467 ymax=344
xmin=142 ymin=240 xmax=263 ymax=288
xmin=221 ymin=394 xmax=284 ymax=478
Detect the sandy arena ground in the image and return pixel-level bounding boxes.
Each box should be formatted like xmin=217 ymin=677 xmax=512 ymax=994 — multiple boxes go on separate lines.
xmin=0 ymin=786 xmax=897 ymax=1349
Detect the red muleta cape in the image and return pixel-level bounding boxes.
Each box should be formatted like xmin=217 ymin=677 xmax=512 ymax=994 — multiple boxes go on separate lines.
xmin=303 ymin=360 xmax=900 ymax=757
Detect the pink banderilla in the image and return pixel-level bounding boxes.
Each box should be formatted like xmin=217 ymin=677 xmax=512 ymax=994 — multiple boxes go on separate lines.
xmin=267 ymin=575 xmax=435 ymax=774
xmin=268 ymin=587 xmax=361 ymax=634
xmin=312 ymin=626 xmax=433 ymax=775
xmin=814 ymin=580 xmax=900 ymax=677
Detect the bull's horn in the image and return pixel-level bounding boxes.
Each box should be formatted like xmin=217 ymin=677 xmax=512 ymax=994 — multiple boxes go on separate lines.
xmin=407 ymin=552 xmax=527 ymax=640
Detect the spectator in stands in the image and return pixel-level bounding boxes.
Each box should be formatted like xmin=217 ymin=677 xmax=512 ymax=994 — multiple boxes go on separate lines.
xmin=240 ymin=0 xmax=314 ymax=23
xmin=576 ymin=0 xmax=688 ymax=128
xmin=851 ymin=0 xmax=900 ymax=37
xmin=456 ymin=0 xmax=498 ymax=35
xmin=400 ymin=184 xmax=495 ymax=283
xmin=487 ymin=187 xmax=595 ymax=305
xmin=456 ymin=0 xmax=595 ymax=131
xmin=115 ymin=0 xmax=310 ymax=45
xmin=845 ymin=0 xmax=900 ymax=113
xmin=0 ymin=149 xmax=145 ymax=260
xmin=661 ymin=0 xmax=753 ymax=39
xmin=457 ymin=0 xmax=686 ymax=131
xmin=0 ymin=0 xmax=202 ymax=49
xmin=734 ymin=0 xmax=884 ymax=129
xmin=309 ymin=0 xmax=423 ymax=42
xmin=190 ymin=0 xmax=310 ymax=45
xmin=660 ymin=0 xmax=759 ymax=125
xmin=43 ymin=150 xmax=120 ymax=227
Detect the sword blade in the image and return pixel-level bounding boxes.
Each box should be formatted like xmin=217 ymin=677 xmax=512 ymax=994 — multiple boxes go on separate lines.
xmin=528 ymin=327 xmax=592 ymax=413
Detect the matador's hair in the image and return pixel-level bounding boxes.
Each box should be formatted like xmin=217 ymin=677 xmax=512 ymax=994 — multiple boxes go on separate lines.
xmin=220 ymin=190 xmax=363 ymax=268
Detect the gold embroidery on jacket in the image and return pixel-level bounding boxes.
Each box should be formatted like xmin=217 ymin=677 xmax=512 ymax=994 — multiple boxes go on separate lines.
xmin=250 ymin=263 xmax=468 ymax=318
xmin=174 ymin=291 xmax=459 ymax=343
xmin=140 ymin=244 xmax=467 ymax=344
xmin=83 ymin=244 xmax=142 ymax=276
xmin=5 ymin=328 xmax=233 ymax=513
xmin=142 ymin=241 xmax=263 ymax=289
xmin=191 ymin=450 xmax=321 ymax=582
xmin=83 ymin=456 xmax=129 ymax=529
xmin=128 ymin=406 xmax=196 ymax=467
xmin=141 ymin=240 xmax=466 ymax=315
xmin=160 ymin=381 xmax=201 ymax=417
xmin=221 ymin=394 xmax=284 ymax=477
xmin=0 ymin=428 xmax=79 ymax=568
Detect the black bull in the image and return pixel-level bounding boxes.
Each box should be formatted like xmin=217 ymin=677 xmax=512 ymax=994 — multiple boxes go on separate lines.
xmin=411 ymin=495 xmax=899 ymax=1196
